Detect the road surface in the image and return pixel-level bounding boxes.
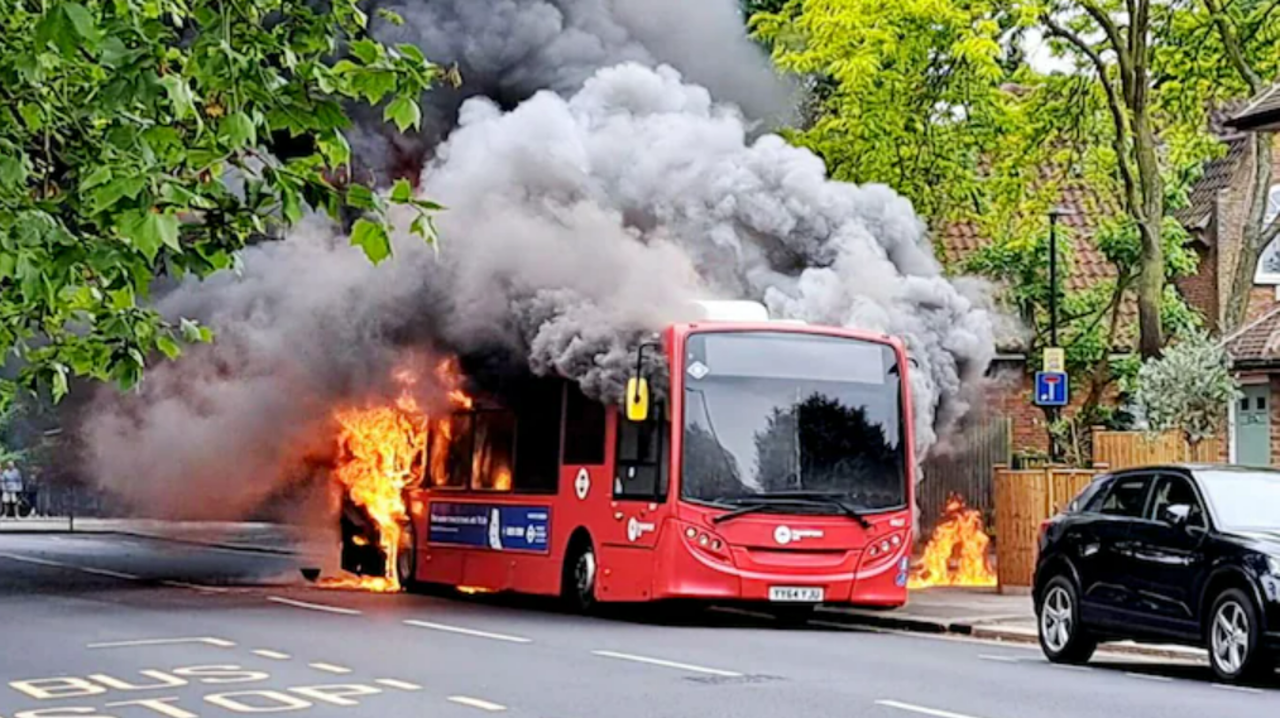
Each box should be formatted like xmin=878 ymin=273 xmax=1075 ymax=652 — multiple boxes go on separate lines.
xmin=0 ymin=532 xmax=1274 ymax=718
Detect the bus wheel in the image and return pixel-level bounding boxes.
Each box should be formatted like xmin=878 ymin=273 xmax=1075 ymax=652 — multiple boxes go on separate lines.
xmin=562 ymin=538 xmax=597 ymax=613
xmin=395 ymin=521 xmax=418 ymax=592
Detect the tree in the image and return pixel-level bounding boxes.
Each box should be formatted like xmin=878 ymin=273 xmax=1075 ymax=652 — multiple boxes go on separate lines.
xmin=1039 ymin=0 xmax=1280 ymax=349
xmin=1167 ymin=0 xmax=1280 ymax=331
xmin=753 ymin=0 xmax=1035 ymax=222
xmin=1132 ymin=330 xmax=1237 ymax=443
xmin=0 ymin=0 xmax=444 ymax=406
xmin=751 ymin=0 xmax=1203 ymax=445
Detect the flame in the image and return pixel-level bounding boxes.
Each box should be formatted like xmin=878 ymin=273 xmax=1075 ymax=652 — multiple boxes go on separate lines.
xmin=323 ymin=358 xmax=475 ymax=592
xmin=908 ymin=494 xmax=997 ymax=589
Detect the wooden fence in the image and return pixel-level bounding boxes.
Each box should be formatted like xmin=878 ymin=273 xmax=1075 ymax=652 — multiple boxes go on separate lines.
xmin=918 ymin=417 xmax=1011 ymax=532
xmin=1091 ymin=429 xmax=1222 ymax=470
xmin=993 ymin=466 xmax=1100 ymax=590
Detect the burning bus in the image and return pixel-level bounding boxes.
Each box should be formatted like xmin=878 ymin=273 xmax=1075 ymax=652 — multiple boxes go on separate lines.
xmin=337 ymin=300 xmax=915 ymax=613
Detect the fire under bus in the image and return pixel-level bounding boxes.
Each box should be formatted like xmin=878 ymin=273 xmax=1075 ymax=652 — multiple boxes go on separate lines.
xmin=341 ymin=301 xmax=916 ymax=614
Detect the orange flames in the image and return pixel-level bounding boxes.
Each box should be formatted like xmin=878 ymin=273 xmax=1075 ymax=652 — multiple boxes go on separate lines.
xmin=908 ymin=494 xmax=996 ymax=589
xmin=323 ymin=358 xmax=473 ymax=592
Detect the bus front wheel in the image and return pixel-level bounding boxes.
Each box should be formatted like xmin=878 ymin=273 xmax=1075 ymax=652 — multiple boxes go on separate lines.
xmin=562 ymin=537 xmax=597 ymax=613
xmin=395 ymin=521 xmax=418 ymax=592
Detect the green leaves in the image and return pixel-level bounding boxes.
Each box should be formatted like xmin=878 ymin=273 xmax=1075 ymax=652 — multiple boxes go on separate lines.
xmin=384 ymin=96 xmax=422 ymax=131
xmin=1 ymin=0 xmax=443 ymax=406
xmin=118 ymin=210 xmax=181 ymax=261
xmin=35 ymin=2 xmax=101 ymax=57
xmin=220 ymin=112 xmax=257 ymax=149
xmin=350 ymin=217 xmax=392 ymax=264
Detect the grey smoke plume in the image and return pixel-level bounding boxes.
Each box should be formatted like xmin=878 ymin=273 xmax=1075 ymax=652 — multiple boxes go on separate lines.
xmin=348 ymin=0 xmax=797 ymax=183
xmin=80 ymin=2 xmax=996 ymax=518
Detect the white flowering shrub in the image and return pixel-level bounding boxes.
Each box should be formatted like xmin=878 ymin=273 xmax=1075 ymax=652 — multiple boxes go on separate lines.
xmin=1133 ymin=332 xmax=1238 ymax=443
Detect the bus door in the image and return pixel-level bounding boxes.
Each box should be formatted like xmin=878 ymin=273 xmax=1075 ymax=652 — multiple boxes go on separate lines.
xmin=597 ymin=403 xmax=670 ymax=599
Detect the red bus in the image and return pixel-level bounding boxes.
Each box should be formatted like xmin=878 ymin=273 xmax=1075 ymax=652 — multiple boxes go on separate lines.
xmin=348 ymin=302 xmax=916 ymax=613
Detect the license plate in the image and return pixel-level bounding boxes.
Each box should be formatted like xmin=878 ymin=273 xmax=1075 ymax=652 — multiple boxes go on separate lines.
xmin=768 ymin=586 xmax=824 ymax=603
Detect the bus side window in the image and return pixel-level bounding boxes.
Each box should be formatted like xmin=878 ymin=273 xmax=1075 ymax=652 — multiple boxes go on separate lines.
xmin=513 ymin=378 xmax=562 ymax=493
xmin=563 ymin=384 xmax=606 ymax=465
xmin=614 ymin=402 xmax=668 ymax=501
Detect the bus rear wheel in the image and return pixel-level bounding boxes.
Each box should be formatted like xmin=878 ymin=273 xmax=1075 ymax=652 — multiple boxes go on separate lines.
xmin=562 ymin=537 xmax=597 ymax=613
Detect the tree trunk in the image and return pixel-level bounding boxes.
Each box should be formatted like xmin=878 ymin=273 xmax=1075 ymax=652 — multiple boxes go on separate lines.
xmin=1224 ymin=132 xmax=1277 ymax=332
xmin=1136 ymin=216 xmax=1165 ymax=358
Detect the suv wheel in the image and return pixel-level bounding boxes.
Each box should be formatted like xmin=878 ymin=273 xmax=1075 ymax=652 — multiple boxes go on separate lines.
xmin=1038 ymin=576 xmax=1097 ymax=664
xmin=1208 ymin=589 xmax=1268 ymax=683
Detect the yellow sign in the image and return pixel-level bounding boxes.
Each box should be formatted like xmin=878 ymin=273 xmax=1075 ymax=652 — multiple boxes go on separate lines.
xmin=1043 ymin=347 xmax=1065 ymax=373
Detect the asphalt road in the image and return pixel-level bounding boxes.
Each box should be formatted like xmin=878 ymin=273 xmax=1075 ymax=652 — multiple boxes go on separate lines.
xmin=0 ymin=533 xmax=1276 ymax=718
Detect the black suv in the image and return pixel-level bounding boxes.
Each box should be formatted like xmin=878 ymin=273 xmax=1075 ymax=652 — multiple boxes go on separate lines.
xmin=1034 ymin=464 xmax=1280 ymax=682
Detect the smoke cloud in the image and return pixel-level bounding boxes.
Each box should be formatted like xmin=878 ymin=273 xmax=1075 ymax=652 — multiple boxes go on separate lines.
xmin=79 ymin=1 xmax=996 ymax=518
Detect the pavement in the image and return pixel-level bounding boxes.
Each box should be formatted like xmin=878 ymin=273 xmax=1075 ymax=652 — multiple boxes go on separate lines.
xmin=1 ymin=531 xmax=1275 ymax=718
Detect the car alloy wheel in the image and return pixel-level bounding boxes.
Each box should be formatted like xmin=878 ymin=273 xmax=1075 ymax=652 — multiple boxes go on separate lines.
xmin=1211 ymin=598 xmax=1250 ymax=677
xmin=1041 ymin=585 xmax=1074 ymax=654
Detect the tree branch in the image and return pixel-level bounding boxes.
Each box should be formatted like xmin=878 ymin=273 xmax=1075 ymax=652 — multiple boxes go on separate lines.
xmin=1042 ymin=16 xmax=1143 ymax=219
xmin=1079 ymin=0 xmax=1134 ymax=98
xmin=1202 ymin=0 xmax=1263 ymax=92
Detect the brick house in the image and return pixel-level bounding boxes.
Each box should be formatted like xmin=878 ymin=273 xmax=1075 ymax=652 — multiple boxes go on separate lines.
xmin=938 ymin=98 xmax=1280 ymax=460
xmin=1213 ymin=85 xmax=1280 ymax=465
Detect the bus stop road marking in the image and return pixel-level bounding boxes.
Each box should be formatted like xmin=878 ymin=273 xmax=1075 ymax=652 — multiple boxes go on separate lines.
xmin=875 ymin=699 xmax=988 ymax=718
xmin=88 ymin=637 xmax=237 ymax=649
xmin=403 ymin=620 xmax=532 ymax=644
xmin=448 ymin=696 xmax=507 ymax=711
xmin=267 ymin=596 xmax=362 ymax=615
xmin=591 ymin=650 xmax=743 ymax=677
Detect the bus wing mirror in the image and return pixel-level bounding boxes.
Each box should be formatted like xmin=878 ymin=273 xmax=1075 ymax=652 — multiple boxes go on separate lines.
xmin=625 ymin=376 xmax=650 ymax=422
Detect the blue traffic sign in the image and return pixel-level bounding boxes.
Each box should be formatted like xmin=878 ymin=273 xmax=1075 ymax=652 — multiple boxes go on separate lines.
xmin=1034 ymin=371 xmax=1069 ymax=407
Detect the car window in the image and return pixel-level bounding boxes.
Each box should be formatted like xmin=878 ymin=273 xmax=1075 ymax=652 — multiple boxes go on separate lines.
xmin=1147 ymin=475 xmax=1207 ymax=528
xmin=1072 ymin=478 xmax=1109 ymax=513
xmin=1097 ymin=475 xmax=1151 ymax=517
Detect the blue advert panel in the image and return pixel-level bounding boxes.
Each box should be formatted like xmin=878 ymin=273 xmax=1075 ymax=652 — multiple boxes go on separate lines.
xmin=428 ymin=502 xmax=551 ymax=553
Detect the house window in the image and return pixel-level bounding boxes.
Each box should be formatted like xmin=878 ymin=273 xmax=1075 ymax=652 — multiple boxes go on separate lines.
xmin=1254 ymin=185 xmax=1280 ymax=284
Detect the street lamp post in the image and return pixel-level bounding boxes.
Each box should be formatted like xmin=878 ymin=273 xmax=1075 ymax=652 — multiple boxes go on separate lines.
xmin=1046 ymin=207 xmax=1071 ymax=463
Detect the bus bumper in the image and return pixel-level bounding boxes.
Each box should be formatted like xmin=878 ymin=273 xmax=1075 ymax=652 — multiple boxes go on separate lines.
xmin=650 ymin=522 xmax=908 ymax=608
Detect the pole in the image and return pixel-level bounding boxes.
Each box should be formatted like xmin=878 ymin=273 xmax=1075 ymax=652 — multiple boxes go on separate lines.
xmin=1048 ymin=211 xmax=1060 ymax=462
xmin=1049 ymin=212 xmax=1059 ymax=346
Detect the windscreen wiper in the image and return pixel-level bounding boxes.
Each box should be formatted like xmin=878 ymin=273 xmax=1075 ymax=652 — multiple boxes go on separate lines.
xmin=757 ymin=491 xmax=873 ymax=529
xmin=710 ymin=501 xmax=787 ymax=524
xmin=710 ymin=496 xmax=872 ymax=528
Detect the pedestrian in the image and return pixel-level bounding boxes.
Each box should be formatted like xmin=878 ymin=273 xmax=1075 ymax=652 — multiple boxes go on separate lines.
xmin=1 ymin=461 xmax=23 ymax=518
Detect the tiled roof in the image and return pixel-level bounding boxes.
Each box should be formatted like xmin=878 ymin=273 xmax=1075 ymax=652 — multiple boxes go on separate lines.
xmin=936 ymin=180 xmax=1137 ymax=351
xmin=1175 ymin=135 xmax=1248 ymax=230
xmin=1228 ymin=83 xmax=1280 ymax=132
xmin=1223 ymin=303 xmax=1280 ymax=364
xmin=937 ymin=183 xmax=1120 ymax=292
